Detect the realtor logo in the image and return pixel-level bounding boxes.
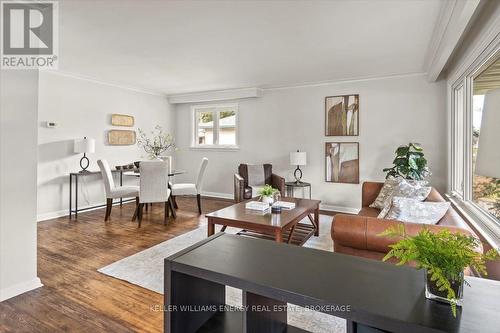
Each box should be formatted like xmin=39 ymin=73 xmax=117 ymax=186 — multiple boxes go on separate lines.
xmin=1 ymin=1 xmax=58 ymax=69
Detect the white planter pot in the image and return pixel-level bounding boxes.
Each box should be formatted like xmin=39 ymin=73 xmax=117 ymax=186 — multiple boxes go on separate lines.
xmin=261 ymin=196 xmax=274 ymax=205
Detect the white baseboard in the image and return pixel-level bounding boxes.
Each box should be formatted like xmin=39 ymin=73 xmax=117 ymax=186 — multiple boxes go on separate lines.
xmin=37 ymin=199 xmax=135 ymax=222
xmin=0 ymin=277 xmax=43 ymax=302
xmin=319 ymin=204 xmax=359 ymax=215
xmin=201 ymin=191 xmax=234 ymax=200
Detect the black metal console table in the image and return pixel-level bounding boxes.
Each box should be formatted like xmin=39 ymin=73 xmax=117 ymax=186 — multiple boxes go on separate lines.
xmin=69 ymin=170 xmax=134 ymax=219
xmin=165 ymin=233 xmax=500 ymax=333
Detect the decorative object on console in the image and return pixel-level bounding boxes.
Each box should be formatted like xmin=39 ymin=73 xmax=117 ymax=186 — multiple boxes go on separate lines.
xmin=383 ymin=142 xmax=430 ymax=181
xmin=325 ymin=94 xmax=359 ymax=136
xmin=325 ymin=142 xmax=359 ymax=183
xmin=379 ymin=225 xmax=499 ymax=317
xmin=111 ymin=114 xmax=134 ymax=127
xmin=290 ymin=150 xmax=307 ymax=183
xmin=74 ymin=137 xmax=95 ymax=173
xmin=258 ymin=184 xmax=280 ymax=205
xmin=137 ymin=125 xmax=175 ymax=159
xmin=108 ymin=130 xmax=136 ymax=145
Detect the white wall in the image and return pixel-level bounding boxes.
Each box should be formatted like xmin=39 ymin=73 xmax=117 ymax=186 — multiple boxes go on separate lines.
xmin=0 ymin=70 xmax=42 ymax=301
xmin=173 ymin=74 xmax=447 ymax=212
xmin=37 ymin=72 xmax=174 ymax=220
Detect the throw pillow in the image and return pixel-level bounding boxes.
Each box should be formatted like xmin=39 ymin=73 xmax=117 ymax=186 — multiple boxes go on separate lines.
xmin=369 ymin=177 xmax=402 ymax=210
xmin=377 ymin=180 xmax=432 ymax=218
xmin=384 ymin=197 xmax=450 ymax=225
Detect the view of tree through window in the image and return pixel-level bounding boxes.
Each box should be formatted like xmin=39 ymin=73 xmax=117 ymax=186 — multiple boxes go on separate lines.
xmin=194 ymin=105 xmax=237 ymax=147
xmin=472 ymin=59 xmax=500 ymax=221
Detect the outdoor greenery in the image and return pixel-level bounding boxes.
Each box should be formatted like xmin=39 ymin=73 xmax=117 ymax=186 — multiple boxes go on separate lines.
xmin=379 ymin=225 xmax=499 ymax=316
xmin=383 ymin=143 xmax=430 ymax=180
xmin=199 ymin=111 xmax=235 ymax=123
xmin=257 ymin=185 xmax=279 ymax=198
xmin=137 ymin=125 xmax=175 ymax=159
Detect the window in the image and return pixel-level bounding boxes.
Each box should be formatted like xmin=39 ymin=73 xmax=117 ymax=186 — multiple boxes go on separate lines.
xmin=192 ymin=104 xmax=238 ymax=149
xmin=450 ymin=53 xmax=500 ymax=244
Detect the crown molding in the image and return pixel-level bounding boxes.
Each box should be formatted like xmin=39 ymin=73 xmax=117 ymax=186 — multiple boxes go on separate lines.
xmin=425 ymin=0 xmax=482 ymax=82
xmin=39 ymin=69 xmax=168 ymax=97
xmin=168 ymin=87 xmax=263 ymax=104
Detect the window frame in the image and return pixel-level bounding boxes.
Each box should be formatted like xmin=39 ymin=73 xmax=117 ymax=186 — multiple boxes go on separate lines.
xmin=449 ymin=43 xmax=500 ymax=248
xmin=191 ymin=103 xmax=239 ymax=150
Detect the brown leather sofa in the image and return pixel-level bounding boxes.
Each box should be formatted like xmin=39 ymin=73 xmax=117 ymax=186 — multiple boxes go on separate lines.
xmin=234 ymin=164 xmax=285 ymax=202
xmin=332 ymin=182 xmax=482 ymax=265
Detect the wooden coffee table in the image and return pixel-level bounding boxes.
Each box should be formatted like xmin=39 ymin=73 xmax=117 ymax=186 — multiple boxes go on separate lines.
xmin=206 ymin=197 xmax=321 ymax=245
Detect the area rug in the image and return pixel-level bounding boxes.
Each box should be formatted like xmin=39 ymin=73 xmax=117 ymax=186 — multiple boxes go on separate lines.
xmin=98 ymin=215 xmax=346 ymax=333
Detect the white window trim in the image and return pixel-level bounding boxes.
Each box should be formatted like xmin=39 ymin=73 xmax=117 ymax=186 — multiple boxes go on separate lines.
xmin=190 ymin=103 xmax=239 ymax=150
xmin=449 ymin=38 xmax=500 ymax=249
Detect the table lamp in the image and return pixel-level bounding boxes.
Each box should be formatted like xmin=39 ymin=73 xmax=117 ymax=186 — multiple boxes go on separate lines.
xmin=74 ymin=137 xmax=95 ymax=173
xmin=475 ymin=88 xmax=500 ymax=182
xmin=290 ymin=150 xmax=307 ymax=184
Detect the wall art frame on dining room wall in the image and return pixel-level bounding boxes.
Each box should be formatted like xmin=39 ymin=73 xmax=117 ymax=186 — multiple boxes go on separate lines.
xmin=325 ymin=142 xmax=359 ymax=184
xmin=325 ymin=94 xmax=359 ymax=136
xmin=111 ymin=114 xmax=135 ymax=127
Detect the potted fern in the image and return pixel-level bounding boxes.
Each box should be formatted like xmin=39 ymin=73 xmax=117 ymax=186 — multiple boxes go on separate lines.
xmin=258 ymin=185 xmax=279 ymax=205
xmin=379 ymin=225 xmax=499 ymax=317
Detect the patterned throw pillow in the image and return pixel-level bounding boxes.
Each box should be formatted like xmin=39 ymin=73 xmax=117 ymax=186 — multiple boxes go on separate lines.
xmin=369 ymin=177 xmax=402 ymax=210
xmin=377 ymin=180 xmax=432 ymax=218
xmin=384 ymin=197 xmax=450 ymax=225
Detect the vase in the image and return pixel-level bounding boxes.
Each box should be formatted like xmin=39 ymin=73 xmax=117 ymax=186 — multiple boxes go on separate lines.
xmin=261 ymin=196 xmax=274 ymax=206
xmin=425 ymin=271 xmax=464 ymax=306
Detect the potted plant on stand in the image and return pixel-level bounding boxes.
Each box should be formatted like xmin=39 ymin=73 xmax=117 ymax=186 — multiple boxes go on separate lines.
xmin=379 ymin=225 xmax=499 ymax=316
xmin=258 ymin=185 xmax=279 ymax=206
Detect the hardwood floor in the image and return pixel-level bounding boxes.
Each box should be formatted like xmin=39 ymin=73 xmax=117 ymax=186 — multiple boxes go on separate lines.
xmin=0 ymin=197 xmax=233 ymax=333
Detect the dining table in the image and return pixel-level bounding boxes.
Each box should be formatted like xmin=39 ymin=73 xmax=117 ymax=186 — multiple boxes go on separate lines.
xmin=123 ymin=169 xmax=186 ymax=218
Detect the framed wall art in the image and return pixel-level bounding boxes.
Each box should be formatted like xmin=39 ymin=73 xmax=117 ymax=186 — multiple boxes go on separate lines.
xmin=325 ymin=94 xmax=359 ymax=136
xmin=325 ymin=142 xmax=359 ymax=184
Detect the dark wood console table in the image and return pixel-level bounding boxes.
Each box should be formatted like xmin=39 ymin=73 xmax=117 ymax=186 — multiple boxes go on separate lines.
xmin=165 ymin=233 xmax=500 ymax=333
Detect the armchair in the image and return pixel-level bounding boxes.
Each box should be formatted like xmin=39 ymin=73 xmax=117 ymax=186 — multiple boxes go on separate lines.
xmin=234 ymin=163 xmax=285 ymax=202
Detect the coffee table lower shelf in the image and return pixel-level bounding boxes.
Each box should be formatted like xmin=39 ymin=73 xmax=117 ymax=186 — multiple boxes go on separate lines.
xmin=236 ymin=223 xmax=316 ymax=245
xmin=195 ymin=310 xmax=309 ymax=333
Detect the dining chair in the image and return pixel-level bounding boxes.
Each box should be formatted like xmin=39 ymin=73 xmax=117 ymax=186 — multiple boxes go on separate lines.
xmin=171 ymin=157 xmax=208 ymax=214
xmin=97 ymin=159 xmax=139 ymax=221
xmin=136 ymin=160 xmax=172 ymax=227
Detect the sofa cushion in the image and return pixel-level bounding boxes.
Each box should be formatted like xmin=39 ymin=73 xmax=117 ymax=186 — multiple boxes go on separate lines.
xmin=384 ymin=197 xmax=450 ymax=225
xmin=369 ymin=177 xmax=401 ymax=210
xmin=377 ymin=180 xmax=432 ymax=218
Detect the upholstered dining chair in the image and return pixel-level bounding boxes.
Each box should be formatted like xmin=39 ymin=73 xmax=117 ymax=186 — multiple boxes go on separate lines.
xmin=136 ymin=160 xmax=172 ymax=227
xmin=97 ymin=159 xmax=139 ymax=221
xmin=171 ymin=157 xmax=208 ymax=214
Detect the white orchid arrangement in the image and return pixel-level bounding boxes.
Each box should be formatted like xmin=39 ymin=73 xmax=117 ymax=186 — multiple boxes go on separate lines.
xmin=137 ymin=125 xmax=175 ymax=159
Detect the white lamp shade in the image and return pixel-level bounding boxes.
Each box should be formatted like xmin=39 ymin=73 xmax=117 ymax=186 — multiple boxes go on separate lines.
xmin=290 ymin=151 xmax=307 ymax=166
xmin=475 ymin=88 xmax=500 ymax=179
xmin=74 ymin=138 xmax=95 ymax=154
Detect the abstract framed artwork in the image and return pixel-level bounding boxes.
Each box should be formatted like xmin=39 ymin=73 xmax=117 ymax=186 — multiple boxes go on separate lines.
xmin=325 ymin=142 xmax=359 ymax=184
xmin=325 ymin=94 xmax=359 ymax=136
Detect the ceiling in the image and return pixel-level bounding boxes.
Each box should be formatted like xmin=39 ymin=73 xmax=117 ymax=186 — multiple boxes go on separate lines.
xmin=57 ymin=0 xmax=444 ymax=95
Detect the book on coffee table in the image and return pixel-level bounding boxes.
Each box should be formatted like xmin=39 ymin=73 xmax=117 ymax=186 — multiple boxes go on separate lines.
xmin=245 ymin=201 xmax=270 ymax=211
xmin=273 ymin=201 xmax=296 ymax=209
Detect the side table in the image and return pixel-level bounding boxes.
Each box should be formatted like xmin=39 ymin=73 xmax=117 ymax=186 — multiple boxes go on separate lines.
xmin=285 ymin=181 xmax=311 ymax=199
